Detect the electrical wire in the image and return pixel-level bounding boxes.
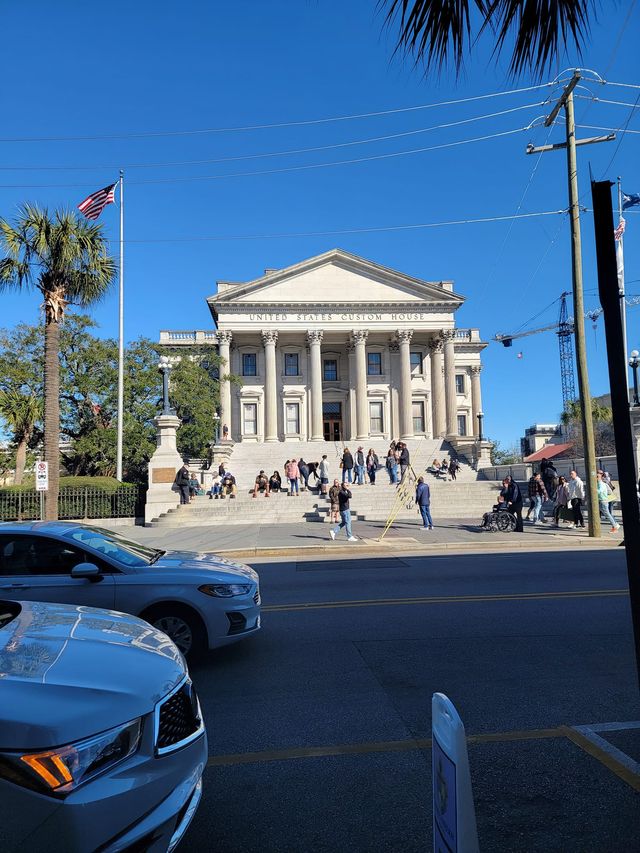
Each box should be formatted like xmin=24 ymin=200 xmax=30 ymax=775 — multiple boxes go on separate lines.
xmin=578 ymin=124 xmax=640 ymax=135
xmin=0 ymin=83 xmax=553 ymax=144
xmin=106 ymin=210 xmax=565 ymax=244
xmin=0 ymin=102 xmax=545 ymax=172
xmin=575 ymin=95 xmax=640 ymax=109
xmin=0 ymin=126 xmax=535 ymax=189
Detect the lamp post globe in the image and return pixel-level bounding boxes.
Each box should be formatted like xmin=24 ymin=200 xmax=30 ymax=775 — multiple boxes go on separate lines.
xmin=158 ymin=356 xmax=173 ymax=415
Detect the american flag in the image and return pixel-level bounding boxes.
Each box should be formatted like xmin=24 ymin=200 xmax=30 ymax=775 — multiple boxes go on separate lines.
xmin=614 ymin=216 xmax=626 ymax=241
xmin=77 ymin=183 xmax=116 ymax=220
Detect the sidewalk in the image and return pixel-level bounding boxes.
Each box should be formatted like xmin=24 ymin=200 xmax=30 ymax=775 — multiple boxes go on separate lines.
xmin=124 ymin=517 xmax=623 ymax=558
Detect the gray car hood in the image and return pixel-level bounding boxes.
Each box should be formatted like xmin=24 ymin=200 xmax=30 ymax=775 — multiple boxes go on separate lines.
xmin=0 ymin=600 xmax=186 ymax=750
xmin=151 ymin=551 xmax=258 ymax=581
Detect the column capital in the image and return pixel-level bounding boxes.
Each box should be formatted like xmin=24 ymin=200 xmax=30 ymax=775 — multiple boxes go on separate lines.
xmin=261 ymin=329 xmax=278 ymax=346
xmin=440 ymin=328 xmax=456 ymax=343
xmin=306 ymin=329 xmax=324 ymax=345
xmin=470 ymin=364 xmax=483 ymax=376
xmin=396 ymin=329 xmax=413 ymax=344
xmin=217 ymin=330 xmax=233 ymax=345
xmin=346 ymin=341 xmax=356 ymax=354
xmin=388 ymin=339 xmax=400 ymax=353
xmin=351 ymin=329 xmax=369 ymax=345
xmin=428 ymin=337 xmax=443 ymax=354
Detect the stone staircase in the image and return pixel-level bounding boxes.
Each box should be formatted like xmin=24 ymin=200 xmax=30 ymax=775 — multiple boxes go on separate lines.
xmin=147 ymin=439 xmax=500 ymax=527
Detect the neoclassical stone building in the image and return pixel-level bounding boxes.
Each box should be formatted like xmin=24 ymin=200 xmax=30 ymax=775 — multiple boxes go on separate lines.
xmin=159 ymin=249 xmax=487 ymax=445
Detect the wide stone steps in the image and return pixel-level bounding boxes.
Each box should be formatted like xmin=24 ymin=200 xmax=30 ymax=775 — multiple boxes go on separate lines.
xmin=148 ymin=480 xmax=500 ymax=527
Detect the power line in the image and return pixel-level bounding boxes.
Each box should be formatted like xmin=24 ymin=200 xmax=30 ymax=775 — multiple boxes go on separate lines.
xmin=0 ymin=126 xmax=534 ymax=189
xmin=0 ymin=102 xmax=545 ymax=172
xmin=0 ymin=83 xmax=553 ymax=144
xmin=578 ymin=124 xmax=640 ymax=135
xmin=576 ymin=95 xmax=640 ymax=109
xmin=107 ymin=210 xmax=565 ymax=244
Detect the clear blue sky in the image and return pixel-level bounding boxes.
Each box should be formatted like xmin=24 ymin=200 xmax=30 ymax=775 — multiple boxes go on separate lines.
xmin=1 ymin=0 xmax=638 ymax=447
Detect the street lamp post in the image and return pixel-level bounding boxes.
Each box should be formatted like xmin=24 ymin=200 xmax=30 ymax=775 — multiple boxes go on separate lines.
xmin=629 ymin=351 xmax=640 ymax=407
xmin=158 ymin=356 xmax=175 ymax=415
xmin=476 ymin=411 xmax=484 ymax=442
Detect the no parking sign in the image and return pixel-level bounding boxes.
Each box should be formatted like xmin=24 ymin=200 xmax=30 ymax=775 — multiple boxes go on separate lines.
xmin=35 ymin=461 xmax=49 ymax=492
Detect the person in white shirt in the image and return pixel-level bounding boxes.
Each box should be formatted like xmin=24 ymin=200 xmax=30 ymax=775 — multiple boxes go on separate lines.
xmin=318 ymin=455 xmax=330 ymax=495
xmin=567 ymin=470 xmax=586 ymax=528
xmin=596 ymin=471 xmax=619 ymax=532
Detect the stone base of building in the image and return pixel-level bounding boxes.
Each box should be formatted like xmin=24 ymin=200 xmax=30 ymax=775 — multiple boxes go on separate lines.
xmin=145 ymin=414 xmax=183 ymax=524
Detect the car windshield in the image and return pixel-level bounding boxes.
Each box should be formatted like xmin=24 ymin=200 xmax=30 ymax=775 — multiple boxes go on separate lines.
xmin=65 ymin=526 xmax=162 ymax=568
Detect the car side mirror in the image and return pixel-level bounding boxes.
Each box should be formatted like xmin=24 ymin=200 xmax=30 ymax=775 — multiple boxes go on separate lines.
xmin=71 ymin=562 xmax=102 ymax=581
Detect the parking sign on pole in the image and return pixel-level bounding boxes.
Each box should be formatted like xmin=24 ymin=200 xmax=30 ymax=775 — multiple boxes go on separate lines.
xmin=35 ymin=461 xmax=49 ymax=492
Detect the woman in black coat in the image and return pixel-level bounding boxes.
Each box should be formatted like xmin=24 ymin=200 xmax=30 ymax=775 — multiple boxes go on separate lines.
xmin=341 ymin=448 xmax=354 ymax=484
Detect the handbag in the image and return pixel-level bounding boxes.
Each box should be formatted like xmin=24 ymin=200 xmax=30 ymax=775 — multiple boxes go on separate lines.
xmin=559 ymin=505 xmax=573 ymax=522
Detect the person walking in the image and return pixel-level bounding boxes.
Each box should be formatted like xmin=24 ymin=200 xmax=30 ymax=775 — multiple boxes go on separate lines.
xmin=567 ymin=469 xmax=586 ymax=529
xmin=449 ymin=459 xmax=459 ymax=481
xmin=298 ymin=457 xmax=310 ymax=492
xmin=553 ymin=475 xmax=571 ymax=526
xmin=597 ymin=471 xmax=620 ymax=532
xmin=501 ymin=476 xmax=523 ymax=532
xmin=415 ymin=476 xmax=433 ymax=530
xmin=318 ymin=455 xmax=330 ymax=495
xmin=525 ymin=473 xmax=537 ymax=522
xmin=329 ymin=481 xmax=357 ymax=541
xmin=529 ymin=473 xmax=548 ymax=524
xmin=286 ymin=459 xmax=300 ymax=496
xmin=385 ymin=449 xmax=397 ymax=484
xmin=354 ymin=447 xmax=365 ymax=485
xmin=540 ymin=458 xmax=558 ymax=500
xmin=366 ymin=448 xmax=379 ymax=485
xmin=328 ymin=478 xmax=341 ymax=524
xmin=399 ymin=443 xmax=410 ymax=481
xmin=174 ymin=464 xmax=191 ymax=505
xmin=341 ymin=447 xmax=354 ymax=484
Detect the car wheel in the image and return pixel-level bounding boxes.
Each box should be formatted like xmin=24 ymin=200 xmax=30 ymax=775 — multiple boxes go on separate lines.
xmin=144 ymin=606 xmax=206 ymax=657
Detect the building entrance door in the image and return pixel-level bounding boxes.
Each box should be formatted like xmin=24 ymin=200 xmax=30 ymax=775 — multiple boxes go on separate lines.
xmin=323 ymin=402 xmax=342 ymax=442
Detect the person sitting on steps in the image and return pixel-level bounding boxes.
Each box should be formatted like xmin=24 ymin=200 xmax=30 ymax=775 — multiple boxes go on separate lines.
xmin=252 ymin=470 xmax=270 ymax=498
xmin=220 ymin=471 xmax=237 ymax=499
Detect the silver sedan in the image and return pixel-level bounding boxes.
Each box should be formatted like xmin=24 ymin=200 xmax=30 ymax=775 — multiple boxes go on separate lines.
xmin=0 ymin=521 xmax=261 ymax=656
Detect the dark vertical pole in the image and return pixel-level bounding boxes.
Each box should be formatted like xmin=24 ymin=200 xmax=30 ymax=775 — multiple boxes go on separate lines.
xmin=591 ymin=178 xmax=640 ymax=688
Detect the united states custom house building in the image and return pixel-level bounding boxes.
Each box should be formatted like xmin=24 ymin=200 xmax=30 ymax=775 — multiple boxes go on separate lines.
xmin=159 ymin=249 xmax=487 ymax=448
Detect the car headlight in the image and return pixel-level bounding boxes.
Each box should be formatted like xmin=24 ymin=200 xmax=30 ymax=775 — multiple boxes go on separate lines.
xmin=0 ymin=718 xmax=141 ymax=796
xmin=198 ymin=583 xmax=253 ymax=598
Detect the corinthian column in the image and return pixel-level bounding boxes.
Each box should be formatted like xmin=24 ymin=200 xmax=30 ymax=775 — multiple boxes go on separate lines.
xmin=470 ymin=365 xmax=483 ymax=436
xmin=352 ymin=330 xmax=369 ymax=441
xmin=442 ymin=329 xmax=457 ymax=437
xmin=307 ymin=330 xmax=323 ymax=441
xmin=397 ymin=329 xmax=414 ymax=439
xmin=262 ymin=330 xmax=278 ymax=441
xmin=217 ymin=330 xmax=233 ymax=440
xmin=429 ymin=337 xmax=445 ymax=438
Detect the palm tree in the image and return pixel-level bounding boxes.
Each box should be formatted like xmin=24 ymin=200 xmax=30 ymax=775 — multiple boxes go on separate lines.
xmin=381 ymin=0 xmax=595 ymax=77
xmin=0 ymin=206 xmax=116 ymax=518
xmin=0 ymin=390 xmax=41 ymax=485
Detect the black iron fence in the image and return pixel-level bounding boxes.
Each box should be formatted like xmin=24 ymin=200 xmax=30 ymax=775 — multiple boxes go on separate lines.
xmin=0 ymin=485 xmax=145 ymax=522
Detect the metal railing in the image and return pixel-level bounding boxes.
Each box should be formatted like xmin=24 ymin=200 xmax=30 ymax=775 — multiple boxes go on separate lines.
xmin=0 ymin=486 xmax=145 ymax=522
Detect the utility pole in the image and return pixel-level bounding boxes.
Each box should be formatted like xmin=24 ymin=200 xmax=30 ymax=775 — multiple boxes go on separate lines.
xmin=527 ymin=70 xmax=615 ymax=538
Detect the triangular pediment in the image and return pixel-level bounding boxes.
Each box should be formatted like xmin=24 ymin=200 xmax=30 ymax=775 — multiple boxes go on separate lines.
xmin=207 ymin=249 xmax=463 ymax=311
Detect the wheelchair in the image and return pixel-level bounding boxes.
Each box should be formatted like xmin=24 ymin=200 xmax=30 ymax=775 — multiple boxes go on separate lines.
xmin=480 ymin=508 xmax=517 ymax=533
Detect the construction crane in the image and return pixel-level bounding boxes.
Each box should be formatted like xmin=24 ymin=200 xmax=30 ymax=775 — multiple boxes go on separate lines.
xmin=494 ymin=291 xmax=577 ymax=415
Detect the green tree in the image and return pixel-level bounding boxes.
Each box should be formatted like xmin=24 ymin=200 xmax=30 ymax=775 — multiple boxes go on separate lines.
xmin=382 ymin=0 xmax=595 ymax=77
xmin=0 ymin=390 xmax=41 ymax=484
xmin=561 ymin=399 xmax=614 ymax=457
xmin=0 ymin=206 xmax=116 ymax=518
xmin=490 ymin=439 xmax=522 ymax=465
xmin=166 ymin=347 xmax=221 ymax=459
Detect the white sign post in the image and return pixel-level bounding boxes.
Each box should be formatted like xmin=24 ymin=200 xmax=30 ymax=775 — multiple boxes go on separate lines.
xmin=432 ymin=693 xmax=479 ymax=853
xmin=35 ymin=461 xmax=48 ymax=521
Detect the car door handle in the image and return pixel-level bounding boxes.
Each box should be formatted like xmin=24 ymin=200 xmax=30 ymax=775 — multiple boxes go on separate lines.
xmin=0 ymin=583 xmax=31 ymax=590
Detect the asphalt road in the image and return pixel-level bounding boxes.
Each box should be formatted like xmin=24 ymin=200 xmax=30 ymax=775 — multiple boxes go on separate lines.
xmin=183 ymin=548 xmax=640 ymax=852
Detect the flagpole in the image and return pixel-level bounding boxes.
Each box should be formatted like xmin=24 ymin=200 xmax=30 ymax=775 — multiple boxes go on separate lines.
xmin=618 ymin=176 xmax=628 ymax=400
xmin=116 ymin=170 xmax=124 ymax=481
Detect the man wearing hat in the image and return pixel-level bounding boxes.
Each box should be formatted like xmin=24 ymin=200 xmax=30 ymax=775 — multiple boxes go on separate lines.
xmin=354 ymin=446 xmax=365 ymax=486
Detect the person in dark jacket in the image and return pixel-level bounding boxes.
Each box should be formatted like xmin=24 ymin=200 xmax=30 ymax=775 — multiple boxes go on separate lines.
xmin=341 ymin=447 xmax=354 ymax=484
xmin=366 ymin=448 xmax=379 ymax=485
xmin=354 ymin=447 xmax=365 ymax=485
xmin=298 ymin=458 xmax=310 ymax=491
xmin=174 ymin=464 xmax=190 ymax=505
xmin=415 ymin=476 xmax=433 ymax=530
xmin=399 ymin=443 xmax=410 ymax=481
xmin=329 ymin=482 xmax=357 ymax=541
xmin=501 ymin=476 xmax=523 ymax=532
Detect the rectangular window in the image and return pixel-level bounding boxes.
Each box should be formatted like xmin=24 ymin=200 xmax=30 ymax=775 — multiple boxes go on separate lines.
xmin=457 ymin=414 xmax=467 ymax=436
xmin=367 ymin=352 xmax=382 ymax=376
xmin=369 ymin=401 xmax=383 ymax=433
xmin=323 ymin=359 xmax=338 ymax=381
xmin=243 ymin=403 xmax=257 ymax=435
xmin=412 ymin=401 xmax=425 ymax=433
xmin=285 ymin=403 xmax=300 ymax=435
xmin=284 ymin=353 xmax=299 ymax=376
xmin=455 ymin=374 xmax=465 ymax=394
xmin=242 ymin=353 xmax=257 ymax=377
xmin=410 ymin=351 xmax=422 ymax=375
